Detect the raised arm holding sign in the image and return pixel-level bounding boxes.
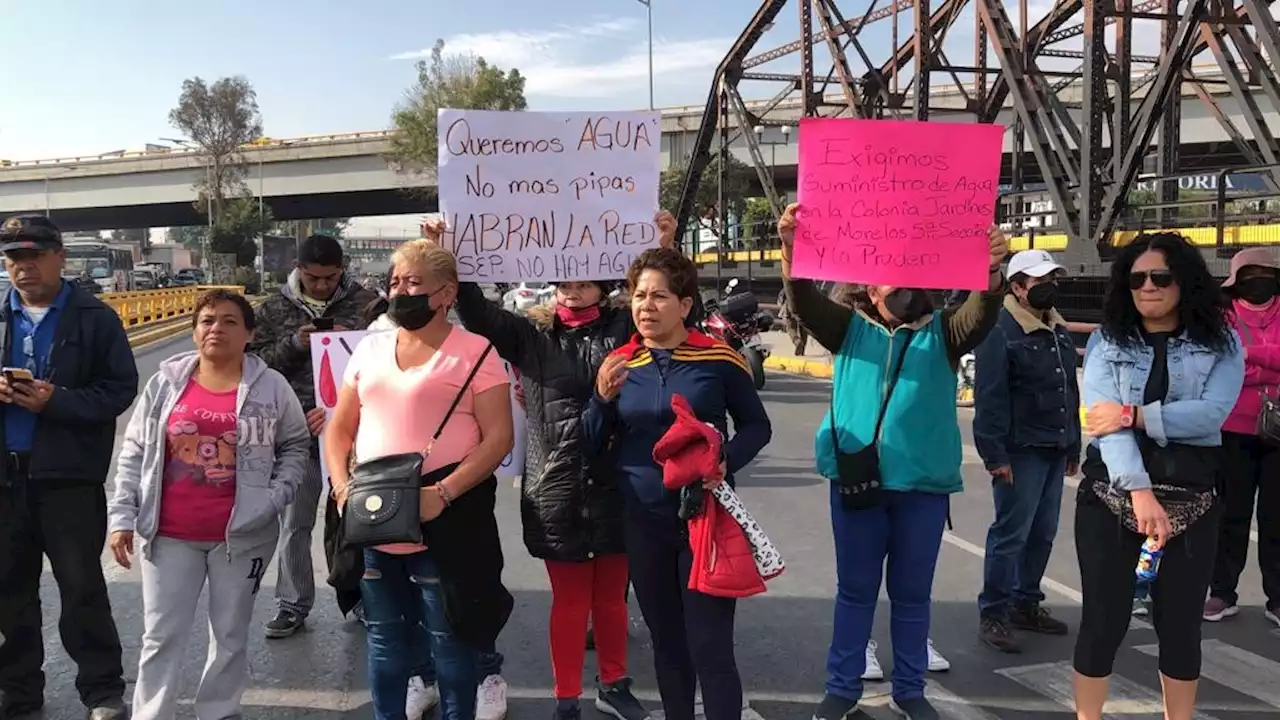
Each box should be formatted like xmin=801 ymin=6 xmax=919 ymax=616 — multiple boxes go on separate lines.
xmin=790 ymin=117 xmax=1004 ymax=290
xmin=437 ymin=109 xmax=662 ymax=283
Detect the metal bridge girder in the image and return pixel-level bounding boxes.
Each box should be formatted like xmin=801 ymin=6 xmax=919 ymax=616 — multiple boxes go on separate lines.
xmin=675 ymin=0 xmax=1280 ymax=265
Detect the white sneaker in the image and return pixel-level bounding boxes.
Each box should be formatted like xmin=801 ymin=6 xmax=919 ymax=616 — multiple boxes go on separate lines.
xmin=926 ymin=638 xmax=950 ymax=672
xmin=862 ymin=640 xmax=885 ymax=681
xmin=406 ymin=676 xmax=439 ymax=719
xmin=476 ymin=674 xmax=508 ymax=720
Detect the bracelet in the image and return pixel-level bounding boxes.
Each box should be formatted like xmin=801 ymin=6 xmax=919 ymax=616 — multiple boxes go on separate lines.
xmin=434 ymin=484 xmax=455 ymax=508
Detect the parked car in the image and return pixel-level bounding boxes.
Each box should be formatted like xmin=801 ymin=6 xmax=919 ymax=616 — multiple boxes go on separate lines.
xmin=502 ymin=281 xmax=555 ymax=314
xmin=173 ymin=268 xmax=206 ymax=286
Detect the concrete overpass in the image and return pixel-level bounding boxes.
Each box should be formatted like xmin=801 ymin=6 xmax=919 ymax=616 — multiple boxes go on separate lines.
xmin=1 ymin=74 xmax=1273 ymax=231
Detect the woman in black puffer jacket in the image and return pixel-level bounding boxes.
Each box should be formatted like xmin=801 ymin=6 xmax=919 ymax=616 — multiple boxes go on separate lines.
xmin=426 ymin=213 xmax=674 ymax=720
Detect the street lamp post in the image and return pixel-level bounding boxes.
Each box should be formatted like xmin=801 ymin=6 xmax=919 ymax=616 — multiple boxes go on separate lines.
xmin=636 ymin=0 xmax=654 ymax=110
xmin=161 ymin=137 xmax=214 ymax=274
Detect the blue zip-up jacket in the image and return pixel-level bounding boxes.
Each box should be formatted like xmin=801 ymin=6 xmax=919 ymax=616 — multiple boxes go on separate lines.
xmin=582 ymin=331 xmax=772 ymax=509
xmin=781 ymin=276 xmax=1005 ymax=494
xmin=972 ymin=295 xmax=1081 ymax=470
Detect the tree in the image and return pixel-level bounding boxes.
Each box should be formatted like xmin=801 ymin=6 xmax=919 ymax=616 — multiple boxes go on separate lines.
xmin=659 ymin=153 xmax=754 ymax=224
xmin=167 ymin=225 xmax=207 ymax=249
xmin=169 ymin=76 xmax=263 ymax=224
xmin=211 ymin=197 xmax=274 ymax=267
xmin=389 ymin=39 xmax=528 ymax=175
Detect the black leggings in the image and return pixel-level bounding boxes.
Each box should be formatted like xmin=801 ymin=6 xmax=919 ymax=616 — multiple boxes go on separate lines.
xmin=1073 ymin=486 xmax=1221 ymax=681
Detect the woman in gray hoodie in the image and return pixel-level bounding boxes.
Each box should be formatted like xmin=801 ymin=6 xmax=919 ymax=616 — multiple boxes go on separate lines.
xmin=106 ymin=289 xmax=311 ymax=720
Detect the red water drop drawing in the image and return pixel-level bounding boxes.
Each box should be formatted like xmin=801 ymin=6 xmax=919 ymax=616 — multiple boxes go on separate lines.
xmin=319 ymin=349 xmax=337 ymax=408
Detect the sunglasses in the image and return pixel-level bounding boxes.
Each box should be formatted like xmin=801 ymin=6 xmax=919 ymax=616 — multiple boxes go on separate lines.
xmin=1129 ymin=270 xmax=1176 ymax=290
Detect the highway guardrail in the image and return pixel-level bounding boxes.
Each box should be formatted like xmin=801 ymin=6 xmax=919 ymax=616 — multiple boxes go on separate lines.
xmin=103 ymin=286 xmax=246 ymax=329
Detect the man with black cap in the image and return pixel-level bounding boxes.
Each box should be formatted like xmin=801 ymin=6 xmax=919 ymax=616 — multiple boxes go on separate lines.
xmin=0 ymin=215 xmax=138 ymax=720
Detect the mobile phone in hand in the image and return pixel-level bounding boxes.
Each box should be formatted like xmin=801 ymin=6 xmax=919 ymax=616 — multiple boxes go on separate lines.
xmin=314 ymin=317 xmax=335 ymax=331
xmin=2 ymin=367 xmax=35 ymax=385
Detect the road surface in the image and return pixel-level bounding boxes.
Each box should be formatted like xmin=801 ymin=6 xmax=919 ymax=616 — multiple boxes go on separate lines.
xmin=31 ymin=342 xmax=1280 ymax=719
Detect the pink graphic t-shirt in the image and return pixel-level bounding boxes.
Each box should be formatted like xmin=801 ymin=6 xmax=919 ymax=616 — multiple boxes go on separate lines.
xmin=344 ymin=325 xmax=508 ymax=554
xmin=157 ymin=380 xmax=239 ymax=542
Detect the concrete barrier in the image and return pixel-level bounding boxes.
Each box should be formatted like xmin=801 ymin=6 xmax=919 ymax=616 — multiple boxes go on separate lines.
xmin=103 ymin=285 xmax=246 ymax=328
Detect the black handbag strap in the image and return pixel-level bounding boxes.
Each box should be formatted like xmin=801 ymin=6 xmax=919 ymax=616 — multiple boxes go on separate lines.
xmin=829 ymin=330 xmax=913 ymax=453
xmin=424 ymin=344 xmax=494 ymax=456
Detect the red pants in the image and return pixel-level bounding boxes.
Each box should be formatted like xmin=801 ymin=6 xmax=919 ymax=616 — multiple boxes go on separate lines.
xmin=545 ymin=554 xmax=629 ymax=699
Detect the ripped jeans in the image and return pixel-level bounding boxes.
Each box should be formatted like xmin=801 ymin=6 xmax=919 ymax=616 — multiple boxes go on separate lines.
xmin=361 ymin=548 xmax=478 ymax=720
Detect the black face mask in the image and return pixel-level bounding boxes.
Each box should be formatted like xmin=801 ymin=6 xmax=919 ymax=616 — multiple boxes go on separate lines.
xmin=387 ymin=292 xmax=438 ymax=330
xmin=1026 ymin=282 xmax=1059 ymax=311
xmin=1236 ymin=277 xmax=1279 ymax=305
xmin=883 ymin=288 xmax=934 ymax=325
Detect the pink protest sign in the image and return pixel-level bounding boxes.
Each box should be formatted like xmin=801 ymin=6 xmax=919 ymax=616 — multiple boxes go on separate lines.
xmin=791 ymin=118 xmax=1004 ymax=290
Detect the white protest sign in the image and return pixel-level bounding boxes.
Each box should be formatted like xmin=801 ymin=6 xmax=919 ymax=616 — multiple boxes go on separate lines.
xmin=437 ymin=109 xmax=662 ymax=283
xmin=310 ymin=330 xmax=526 ymax=488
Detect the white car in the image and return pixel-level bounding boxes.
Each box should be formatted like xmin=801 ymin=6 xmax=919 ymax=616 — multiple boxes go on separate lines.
xmin=503 ymin=282 xmax=556 ymax=314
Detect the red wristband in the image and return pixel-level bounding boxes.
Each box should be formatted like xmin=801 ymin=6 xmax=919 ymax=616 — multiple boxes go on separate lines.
xmin=1120 ymin=405 xmax=1135 ymax=428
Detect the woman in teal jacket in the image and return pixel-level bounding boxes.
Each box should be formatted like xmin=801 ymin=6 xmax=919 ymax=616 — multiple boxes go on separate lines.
xmin=776 ymin=204 xmax=1008 ymax=720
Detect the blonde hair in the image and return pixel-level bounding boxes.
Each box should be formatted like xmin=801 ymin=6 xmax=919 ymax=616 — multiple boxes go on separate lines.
xmin=390 ymin=238 xmax=459 ymax=284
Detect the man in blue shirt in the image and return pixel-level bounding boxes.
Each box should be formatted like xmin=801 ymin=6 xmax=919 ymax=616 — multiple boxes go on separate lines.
xmin=0 ymin=215 xmax=138 ymax=720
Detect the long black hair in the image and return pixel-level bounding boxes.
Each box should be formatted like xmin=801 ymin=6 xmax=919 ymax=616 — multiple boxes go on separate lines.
xmin=1100 ymin=231 xmax=1234 ymax=352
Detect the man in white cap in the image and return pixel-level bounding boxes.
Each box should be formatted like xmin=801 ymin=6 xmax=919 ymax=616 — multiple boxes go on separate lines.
xmin=972 ymin=249 xmax=1080 ymax=654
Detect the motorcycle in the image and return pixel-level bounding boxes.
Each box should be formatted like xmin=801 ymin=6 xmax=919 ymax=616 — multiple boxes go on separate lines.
xmin=700 ymin=279 xmax=774 ymax=390
xmin=956 ymin=352 xmax=976 ymax=407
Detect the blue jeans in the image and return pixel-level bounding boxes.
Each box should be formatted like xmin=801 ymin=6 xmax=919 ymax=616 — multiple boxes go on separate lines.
xmin=826 ymin=486 xmax=949 ymax=703
xmin=362 ymin=549 xmax=478 ymax=720
xmin=406 ymin=600 xmax=504 ymax=682
xmin=978 ymin=450 xmax=1067 ymax=619
xmin=1134 ymin=579 xmax=1150 ymax=601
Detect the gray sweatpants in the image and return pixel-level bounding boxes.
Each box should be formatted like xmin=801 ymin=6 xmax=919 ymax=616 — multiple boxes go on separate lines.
xmin=131 ymin=535 xmax=274 ymax=720
xmin=274 ymin=453 xmax=323 ymax=616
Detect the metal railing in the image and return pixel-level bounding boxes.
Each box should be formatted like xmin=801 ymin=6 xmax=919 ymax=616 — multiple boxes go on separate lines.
xmin=101 ymin=285 xmax=246 ymax=328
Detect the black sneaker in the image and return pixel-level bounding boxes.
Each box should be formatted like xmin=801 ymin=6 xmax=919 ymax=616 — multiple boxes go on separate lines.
xmin=889 ymin=697 xmax=940 ymax=720
xmin=979 ymin=616 xmax=1022 ymax=653
xmin=554 ymin=700 xmax=581 ymax=720
xmin=1009 ymin=603 xmax=1069 ymax=635
xmin=86 ymin=699 xmax=126 ymax=720
xmin=595 ymin=677 xmax=649 ymax=720
xmin=812 ymin=694 xmax=859 ymax=720
xmin=264 ymin=609 xmax=305 ymax=639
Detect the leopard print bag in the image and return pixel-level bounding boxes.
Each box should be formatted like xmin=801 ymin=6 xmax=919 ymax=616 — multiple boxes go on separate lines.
xmin=1091 ymin=481 xmax=1215 ymax=538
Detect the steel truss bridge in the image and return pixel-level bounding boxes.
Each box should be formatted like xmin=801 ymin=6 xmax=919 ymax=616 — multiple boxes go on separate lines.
xmin=675 ymin=0 xmax=1280 ymax=270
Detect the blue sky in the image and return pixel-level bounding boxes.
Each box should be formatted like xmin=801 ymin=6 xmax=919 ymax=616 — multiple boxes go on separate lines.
xmin=0 ymin=0 xmax=813 ymax=162
xmin=1 ymin=0 xmax=1140 ymax=235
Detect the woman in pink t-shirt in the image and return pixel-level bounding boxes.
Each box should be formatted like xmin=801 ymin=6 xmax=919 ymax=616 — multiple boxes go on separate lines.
xmin=324 ymin=239 xmax=514 ymax=720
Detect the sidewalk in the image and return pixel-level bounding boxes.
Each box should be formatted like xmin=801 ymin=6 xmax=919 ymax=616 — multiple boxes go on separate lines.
xmin=761 ymin=330 xmax=834 ymax=379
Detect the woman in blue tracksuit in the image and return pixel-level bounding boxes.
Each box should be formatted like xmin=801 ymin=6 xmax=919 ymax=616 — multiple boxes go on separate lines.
xmin=583 ymin=248 xmax=772 ymax=720
xmin=776 ymin=204 xmax=1008 ymax=720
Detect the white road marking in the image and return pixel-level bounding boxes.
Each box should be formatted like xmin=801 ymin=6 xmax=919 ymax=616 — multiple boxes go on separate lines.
xmin=1135 ymin=639 xmax=1280 ymax=711
xmin=942 ymin=531 xmax=1154 ymax=631
xmin=225 ymin=687 xmax=775 ymax=718
xmin=997 ymin=661 xmax=1222 ymax=720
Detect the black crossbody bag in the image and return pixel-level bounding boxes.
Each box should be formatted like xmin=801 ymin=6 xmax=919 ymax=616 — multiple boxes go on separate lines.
xmin=831 ymin=331 xmax=913 ymax=512
xmin=342 ymin=344 xmax=494 ymax=548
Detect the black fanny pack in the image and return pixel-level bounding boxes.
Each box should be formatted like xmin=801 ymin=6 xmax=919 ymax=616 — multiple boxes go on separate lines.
xmin=831 ymin=331 xmax=913 ymax=512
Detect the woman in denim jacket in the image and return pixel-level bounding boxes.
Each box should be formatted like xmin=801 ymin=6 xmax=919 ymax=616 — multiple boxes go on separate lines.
xmin=1076 ymin=232 xmax=1244 ymax=720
